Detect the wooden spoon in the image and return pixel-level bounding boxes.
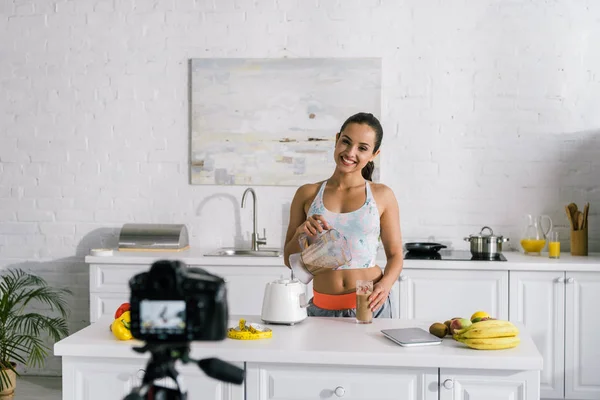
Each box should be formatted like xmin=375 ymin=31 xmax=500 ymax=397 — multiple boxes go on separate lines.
xmin=577 ymin=212 xmax=584 ymax=231
xmin=565 ymin=205 xmax=575 ymax=230
xmin=567 ymin=203 xmax=578 ymax=230
xmin=583 ymin=202 xmax=589 ymax=230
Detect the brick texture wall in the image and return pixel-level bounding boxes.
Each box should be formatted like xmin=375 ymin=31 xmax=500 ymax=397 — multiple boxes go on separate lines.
xmin=1 ymin=0 xmax=599 ymax=375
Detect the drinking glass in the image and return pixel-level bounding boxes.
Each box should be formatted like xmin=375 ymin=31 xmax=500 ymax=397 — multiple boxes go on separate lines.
xmin=549 ymin=231 xmax=560 ymax=259
xmin=356 ymin=280 xmax=373 ymax=324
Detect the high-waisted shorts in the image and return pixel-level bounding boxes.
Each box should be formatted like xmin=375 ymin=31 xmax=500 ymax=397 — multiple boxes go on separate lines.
xmin=307 ymin=289 xmax=393 ymax=318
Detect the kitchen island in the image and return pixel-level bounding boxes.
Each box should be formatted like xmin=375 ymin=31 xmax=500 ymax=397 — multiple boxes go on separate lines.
xmin=54 ymin=315 xmax=543 ymax=400
xmin=85 ymin=249 xmax=600 ymax=400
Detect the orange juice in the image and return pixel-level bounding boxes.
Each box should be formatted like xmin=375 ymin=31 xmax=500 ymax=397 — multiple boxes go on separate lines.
xmin=549 ymin=241 xmax=560 ymax=258
xmin=520 ymin=239 xmax=546 ymax=254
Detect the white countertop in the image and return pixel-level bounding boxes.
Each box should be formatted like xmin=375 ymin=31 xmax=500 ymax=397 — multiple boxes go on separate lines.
xmin=54 ymin=316 xmax=543 ymax=371
xmin=85 ymin=248 xmax=600 ymax=272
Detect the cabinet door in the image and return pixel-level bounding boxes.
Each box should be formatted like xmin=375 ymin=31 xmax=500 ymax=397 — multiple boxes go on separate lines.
xmin=90 ymin=292 xmax=130 ymax=323
xmin=62 ymin=358 xmax=243 ymax=400
xmin=509 ymin=271 xmax=565 ymax=399
xmin=246 ymin=363 xmax=438 ymax=400
xmin=565 ymin=272 xmax=600 ymax=399
xmin=62 ymin=358 xmax=145 ymax=400
xmin=439 ymin=369 xmax=540 ymax=400
xmin=398 ymin=269 xmax=509 ymax=321
xmin=202 ymin=266 xmax=291 ymax=316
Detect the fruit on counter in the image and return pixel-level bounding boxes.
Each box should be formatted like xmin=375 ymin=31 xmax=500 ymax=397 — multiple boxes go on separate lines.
xmin=443 ymin=320 xmax=452 ymax=331
xmin=454 ymin=319 xmax=519 ymax=339
xmin=114 ymin=302 xmax=130 ymax=319
xmin=111 ymin=310 xmax=133 ymax=341
xmin=454 ymin=336 xmax=520 ymax=350
xmin=449 ymin=318 xmax=472 ymax=335
xmin=470 ymin=310 xmax=490 ymax=322
xmin=453 ymin=319 xmax=520 ymax=350
xmin=429 ymin=322 xmax=449 ymax=338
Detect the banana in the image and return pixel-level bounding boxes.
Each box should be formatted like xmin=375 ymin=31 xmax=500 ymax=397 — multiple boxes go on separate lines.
xmin=456 ymin=324 xmax=519 ymax=339
xmin=456 ymin=336 xmax=520 ymax=350
xmin=454 ymin=319 xmax=516 ymax=336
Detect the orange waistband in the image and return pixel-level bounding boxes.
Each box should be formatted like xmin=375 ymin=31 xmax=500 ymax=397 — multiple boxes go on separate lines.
xmin=312 ymin=289 xmax=356 ymax=310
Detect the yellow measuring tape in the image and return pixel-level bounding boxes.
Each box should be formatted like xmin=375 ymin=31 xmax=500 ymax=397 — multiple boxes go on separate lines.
xmin=227 ymin=318 xmax=273 ymax=340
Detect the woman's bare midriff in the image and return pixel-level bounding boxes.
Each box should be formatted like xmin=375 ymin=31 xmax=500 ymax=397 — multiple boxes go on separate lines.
xmin=312 ymin=265 xmax=383 ymax=295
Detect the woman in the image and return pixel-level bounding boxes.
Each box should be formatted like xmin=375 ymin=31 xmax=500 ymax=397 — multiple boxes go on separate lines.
xmin=283 ymin=112 xmax=403 ymax=317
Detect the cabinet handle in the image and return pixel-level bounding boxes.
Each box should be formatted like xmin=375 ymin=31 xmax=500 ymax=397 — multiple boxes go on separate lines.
xmin=399 ymin=276 xmax=407 ymax=281
xmin=334 ymin=386 xmax=345 ymax=397
xmin=556 ymin=277 xmax=564 ymax=283
xmin=567 ymin=277 xmax=574 ymax=284
xmin=443 ymin=379 xmax=454 ymax=389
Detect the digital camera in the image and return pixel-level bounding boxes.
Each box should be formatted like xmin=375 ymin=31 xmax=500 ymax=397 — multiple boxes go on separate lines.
xmin=129 ymin=259 xmax=228 ymax=342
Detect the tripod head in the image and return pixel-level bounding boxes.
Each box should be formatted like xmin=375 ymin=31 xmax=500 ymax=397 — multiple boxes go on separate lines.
xmin=124 ymin=341 xmax=244 ymax=400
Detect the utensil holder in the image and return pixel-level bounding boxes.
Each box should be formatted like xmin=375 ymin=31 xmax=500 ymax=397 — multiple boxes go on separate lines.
xmin=570 ymin=228 xmax=588 ymax=256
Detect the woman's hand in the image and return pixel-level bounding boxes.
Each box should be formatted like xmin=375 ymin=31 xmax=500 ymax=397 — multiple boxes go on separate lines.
xmin=296 ymin=214 xmax=331 ymax=237
xmin=369 ymin=281 xmax=391 ymax=312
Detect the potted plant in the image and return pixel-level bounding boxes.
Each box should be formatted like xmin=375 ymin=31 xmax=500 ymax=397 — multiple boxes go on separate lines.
xmin=0 ymin=269 xmax=72 ymax=397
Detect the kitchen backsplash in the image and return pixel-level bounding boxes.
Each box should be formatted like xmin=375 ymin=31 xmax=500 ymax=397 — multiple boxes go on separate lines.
xmin=1 ymin=0 xmax=599 ymax=375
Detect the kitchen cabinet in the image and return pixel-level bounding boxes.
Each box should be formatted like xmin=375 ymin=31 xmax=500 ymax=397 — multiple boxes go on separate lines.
xmin=565 ymin=272 xmax=600 ymax=400
xmin=89 ymin=261 xmax=294 ymax=322
xmin=509 ymin=271 xmax=565 ymax=398
xmin=439 ymin=369 xmax=540 ymax=400
xmin=89 ymin=260 xmax=399 ymax=322
xmin=61 ymin=358 xmax=244 ymax=400
xmin=202 ymin=265 xmax=292 ymax=316
xmin=397 ymin=269 xmax=509 ymax=321
xmin=510 ymin=270 xmax=600 ymax=400
xmin=245 ymin=363 xmax=438 ymax=400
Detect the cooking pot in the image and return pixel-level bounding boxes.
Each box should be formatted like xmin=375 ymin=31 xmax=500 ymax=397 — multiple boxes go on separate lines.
xmin=464 ymin=226 xmax=509 ymax=259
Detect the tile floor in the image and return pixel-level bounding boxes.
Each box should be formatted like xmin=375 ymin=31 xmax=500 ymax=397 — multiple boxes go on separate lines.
xmin=14 ymin=376 xmax=61 ymax=400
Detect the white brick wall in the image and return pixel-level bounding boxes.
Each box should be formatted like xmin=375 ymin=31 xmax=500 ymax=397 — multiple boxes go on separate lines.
xmin=1 ymin=0 xmax=600 ymax=376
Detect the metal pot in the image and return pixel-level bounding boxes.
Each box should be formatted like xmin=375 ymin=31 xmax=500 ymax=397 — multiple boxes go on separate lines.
xmin=464 ymin=226 xmax=509 ymax=259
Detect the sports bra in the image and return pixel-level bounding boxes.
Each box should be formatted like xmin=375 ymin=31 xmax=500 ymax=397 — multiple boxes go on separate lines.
xmin=306 ymin=180 xmax=381 ymax=270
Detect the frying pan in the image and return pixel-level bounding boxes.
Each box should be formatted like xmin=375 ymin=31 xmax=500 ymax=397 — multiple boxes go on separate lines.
xmin=404 ymin=242 xmax=447 ymax=253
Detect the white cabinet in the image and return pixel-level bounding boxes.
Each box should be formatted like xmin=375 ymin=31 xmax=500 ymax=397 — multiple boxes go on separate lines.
xmin=245 ymin=363 xmax=438 ymax=400
xmin=565 ymin=272 xmax=600 ymax=400
xmin=397 ymin=269 xmax=509 ymax=321
xmin=510 ymin=270 xmax=600 ymax=400
xmin=89 ymin=263 xmax=147 ymax=322
xmin=88 ymin=262 xmax=292 ymax=322
xmin=509 ymin=271 xmax=565 ymax=399
xmin=62 ymin=358 xmax=244 ymax=400
xmin=439 ymin=369 xmax=540 ymax=400
xmin=202 ymin=265 xmax=292 ymax=316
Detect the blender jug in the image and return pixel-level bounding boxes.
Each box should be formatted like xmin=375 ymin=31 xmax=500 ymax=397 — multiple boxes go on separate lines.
xmin=289 ymin=229 xmax=352 ymax=284
xmin=520 ymin=214 xmax=553 ymax=255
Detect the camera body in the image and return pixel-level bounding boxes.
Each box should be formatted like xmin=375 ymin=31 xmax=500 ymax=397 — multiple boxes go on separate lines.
xmin=129 ymin=259 xmax=228 ymax=342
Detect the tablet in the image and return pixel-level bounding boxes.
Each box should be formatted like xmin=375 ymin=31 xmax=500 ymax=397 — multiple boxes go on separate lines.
xmin=381 ymin=327 xmax=443 ymax=347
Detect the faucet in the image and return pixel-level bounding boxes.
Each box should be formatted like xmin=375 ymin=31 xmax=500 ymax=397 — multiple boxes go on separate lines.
xmin=241 ymin=188 xmax=267 ymax=251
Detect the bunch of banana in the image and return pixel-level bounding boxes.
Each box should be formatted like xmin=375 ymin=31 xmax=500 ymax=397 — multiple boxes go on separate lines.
xmin=453 ymin=319 xmax=520 ymax=350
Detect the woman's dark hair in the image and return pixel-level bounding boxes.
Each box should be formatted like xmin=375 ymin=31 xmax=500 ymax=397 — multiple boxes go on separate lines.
xmin=338 ymin=112 xmax=383 ymax=181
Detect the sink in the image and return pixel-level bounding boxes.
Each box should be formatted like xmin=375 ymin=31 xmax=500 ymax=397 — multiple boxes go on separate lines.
xmin=204 ymin=248 xmax=283 ymax=257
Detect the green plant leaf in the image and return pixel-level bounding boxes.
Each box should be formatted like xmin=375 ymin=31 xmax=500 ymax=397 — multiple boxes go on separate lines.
xmin=0 ymin=269 xmax=72 ymax=391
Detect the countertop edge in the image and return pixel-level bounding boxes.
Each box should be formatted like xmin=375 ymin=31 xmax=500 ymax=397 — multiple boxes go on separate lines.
xmin=54 ymin=317 xmax=543 ymax=372
xmin=84 ymin=250 xmax=600 ymax=272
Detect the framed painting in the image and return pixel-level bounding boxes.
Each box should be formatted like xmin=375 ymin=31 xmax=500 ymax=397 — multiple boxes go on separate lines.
xmin=190 ymin=58 xmax=382 ymax=186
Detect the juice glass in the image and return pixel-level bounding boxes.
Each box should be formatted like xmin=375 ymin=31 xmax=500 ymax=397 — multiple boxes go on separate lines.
xmin=549 ymin=231 xmax=560 ymax=259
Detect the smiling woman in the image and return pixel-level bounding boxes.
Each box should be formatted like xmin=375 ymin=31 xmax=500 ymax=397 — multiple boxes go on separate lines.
xmin=283 ymin=112 xmax=404 ymax=319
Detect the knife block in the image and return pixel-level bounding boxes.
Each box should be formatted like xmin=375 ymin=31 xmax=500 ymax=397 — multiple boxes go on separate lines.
xmin=570 ymin=228 xmax=588 ymax=256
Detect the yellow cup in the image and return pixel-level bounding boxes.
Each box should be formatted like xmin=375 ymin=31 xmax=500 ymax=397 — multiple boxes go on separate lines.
xmin=549 ymin=232 xmax=560 ymax=259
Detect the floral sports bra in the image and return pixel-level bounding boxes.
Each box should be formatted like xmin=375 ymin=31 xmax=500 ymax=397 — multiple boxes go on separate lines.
xmin=306 ymin=181 xmax=381 ymax=270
